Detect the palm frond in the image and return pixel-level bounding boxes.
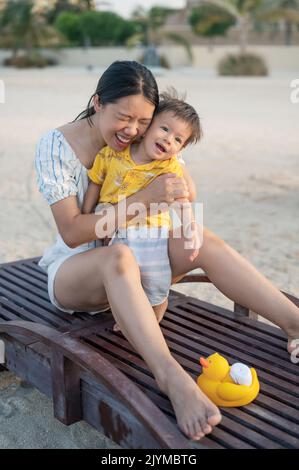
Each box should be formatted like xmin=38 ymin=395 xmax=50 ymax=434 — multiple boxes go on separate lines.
xmin=164 ymin=32 xmax=193 ymax=62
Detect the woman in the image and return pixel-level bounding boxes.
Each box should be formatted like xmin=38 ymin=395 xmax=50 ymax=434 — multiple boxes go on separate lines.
xmin=35 ymin=60 xmax=299 ymax=442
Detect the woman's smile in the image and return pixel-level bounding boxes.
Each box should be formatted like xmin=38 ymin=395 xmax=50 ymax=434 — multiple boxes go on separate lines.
xmin=115 ymin=132 xmax=132 ymax=149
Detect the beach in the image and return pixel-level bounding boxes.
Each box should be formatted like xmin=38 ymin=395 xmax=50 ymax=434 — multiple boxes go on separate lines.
xmin=0 ymin=66 xmax=298 ymax=448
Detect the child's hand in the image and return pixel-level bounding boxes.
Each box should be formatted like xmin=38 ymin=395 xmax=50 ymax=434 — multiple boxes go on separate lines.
xmin=184 ymin=222 xmax=201 ymax=262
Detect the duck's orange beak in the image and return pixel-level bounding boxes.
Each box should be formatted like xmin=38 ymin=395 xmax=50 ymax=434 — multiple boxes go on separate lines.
xmin=200 ymin=357 xmax=209 ymax=368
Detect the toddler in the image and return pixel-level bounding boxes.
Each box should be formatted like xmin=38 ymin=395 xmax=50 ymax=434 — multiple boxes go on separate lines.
xmin=83 ymin=91 xmax=202 ymax=327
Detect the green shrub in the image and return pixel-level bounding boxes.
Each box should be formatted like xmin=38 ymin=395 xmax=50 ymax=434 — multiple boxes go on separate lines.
xmin=4 ymin=53 xmax=57 ymax=68
xmin=218 ymin=53 xmax=268 ymax=76
xmin=55 ymin=12 xmax=82 ymax=46
xmin=55 ymin=11 xmax=138 ymax=47
xmin=159 ymin=55 xmax=171 ymax=69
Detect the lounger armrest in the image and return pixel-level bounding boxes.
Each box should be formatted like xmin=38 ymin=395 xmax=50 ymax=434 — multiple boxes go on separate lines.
xmin=177 ymin=274 xmax=299 ymax=317
xmin=0 ymin=320 xmax=200 ymax=449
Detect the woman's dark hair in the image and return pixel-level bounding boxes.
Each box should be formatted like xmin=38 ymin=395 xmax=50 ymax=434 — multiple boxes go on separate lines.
xmin=74 ymin=61 xmax=159 ymax=126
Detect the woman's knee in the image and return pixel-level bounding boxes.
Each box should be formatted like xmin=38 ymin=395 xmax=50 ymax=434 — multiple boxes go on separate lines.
xmin=197 ymin=228 xmax=227 ymax=268
xmin=202 ymin=227 xmax=225 ymax=250
xmin=101 ymin=244 xmax=140 ymax=278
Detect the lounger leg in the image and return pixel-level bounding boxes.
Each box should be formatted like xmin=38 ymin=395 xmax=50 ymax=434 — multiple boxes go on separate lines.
xmin=51 ymin=348 xmax=82 ymax=425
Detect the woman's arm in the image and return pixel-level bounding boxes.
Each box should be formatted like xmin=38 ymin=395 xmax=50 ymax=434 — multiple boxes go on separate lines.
xmin=82 ymin=180 xmax=101 ymax=214
xmin=182 ymin=165 xmax=197 ymax=202
xmin=51 ymin=172 xmax=189 ymax=248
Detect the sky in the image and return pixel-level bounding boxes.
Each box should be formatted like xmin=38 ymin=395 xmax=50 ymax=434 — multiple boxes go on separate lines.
xmin=99 ymin=0 xmax=186 ymax=18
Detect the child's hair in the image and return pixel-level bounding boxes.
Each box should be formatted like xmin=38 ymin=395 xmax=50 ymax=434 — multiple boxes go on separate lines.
xmin=155 ymin=87 xmax=203 ymax=145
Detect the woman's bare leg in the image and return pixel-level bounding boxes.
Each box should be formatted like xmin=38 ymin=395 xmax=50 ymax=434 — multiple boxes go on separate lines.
xmin=169 ymin=226 xmax=299 ymax=355
xmin=54 ymin=244 xmax=221 ymax=440
xmin=113 ymin=298 xmax=168 ymax=332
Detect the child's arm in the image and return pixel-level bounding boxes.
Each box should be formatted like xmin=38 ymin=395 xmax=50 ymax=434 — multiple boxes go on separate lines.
xmin=173 ymin=199 xmax=200 ymax=261
xmin=82 ymin=179 xmax=102 ymax=214
xmin=171 ymin=161 xmax=200 ymax=261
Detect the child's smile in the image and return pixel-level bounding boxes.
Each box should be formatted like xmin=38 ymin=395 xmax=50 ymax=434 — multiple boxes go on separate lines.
xmin=136 ymin=111 xmax=192 ymax=164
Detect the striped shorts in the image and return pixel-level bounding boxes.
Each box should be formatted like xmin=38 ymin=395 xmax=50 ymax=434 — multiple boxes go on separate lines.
xmin=108 ymin=226 xmax=171 ymax=307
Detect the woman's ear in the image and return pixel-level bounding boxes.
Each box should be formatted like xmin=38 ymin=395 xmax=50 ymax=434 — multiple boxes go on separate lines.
xmin=93 ymin=94 xmax=101 ymax=112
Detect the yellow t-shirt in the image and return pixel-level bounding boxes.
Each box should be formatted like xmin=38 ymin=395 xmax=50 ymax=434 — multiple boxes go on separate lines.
xmin=88 ymin=145 xmax=184 ymax=228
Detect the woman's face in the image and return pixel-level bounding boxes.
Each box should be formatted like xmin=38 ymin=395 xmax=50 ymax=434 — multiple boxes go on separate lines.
xmin=96 ymin=94 xmax=155 ymax=151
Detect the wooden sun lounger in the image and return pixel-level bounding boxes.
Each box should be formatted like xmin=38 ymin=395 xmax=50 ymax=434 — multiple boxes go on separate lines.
xmin=0 ymin=257 xmax=299 ymax=449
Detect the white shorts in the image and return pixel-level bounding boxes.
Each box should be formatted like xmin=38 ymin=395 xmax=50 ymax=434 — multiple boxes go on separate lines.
xmin=39 ymin=234 xmax=110 ymax=315
xmin=108 ymin=226 xmax=171 ymax=307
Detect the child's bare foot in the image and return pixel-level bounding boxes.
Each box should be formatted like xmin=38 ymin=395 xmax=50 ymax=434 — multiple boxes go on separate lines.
xmin=113 ymin=323 xmax=121 ymax=332
xmin=286 ymin=316 xmax=299 ymax=357
xmin=157 ymin=361 xmax=222 ymax=440
xmin=287 ymin=336 xmax=299 ymax=356
xmin=153 ymin=299 xmax=168 ymax=324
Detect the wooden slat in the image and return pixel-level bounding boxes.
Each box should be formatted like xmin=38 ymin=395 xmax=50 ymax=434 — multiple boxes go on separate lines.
xmin=89 ymin=328 xmax=299 ymax=445
xmin=160 ymin=316 xmax=299 ymax=387
xmin=94 ymin=327 xmax=299 ymax=410
xmin=0 ymin=281 xmax=70 ymax=328
xmin=185 ymin=297 xmax=287 ymax=339
xmin=170 ymin=303 xmax=287 ymax=348
xmin=1 ymin=257 xmax=299 ymax=449
xmin=166 ymin=308 xmax=288 ymax=360
xmin=81 ymin=331 xmax=288 ymax=448
xmin=10 ymin=263 xmax=48 ymax=284
xmin=0 ymin=257 xmax=41 ymax=269
xmin=0 ymin=268 xmax=60 ymax=304
xmin=81 ymin=334 xmax=252 ymax=448
xmin=1 ymin=320 xmax=191 ymax=449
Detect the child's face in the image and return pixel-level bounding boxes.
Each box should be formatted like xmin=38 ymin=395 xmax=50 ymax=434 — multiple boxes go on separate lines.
xmin=142 ymin=111 xmax=192 ymax=161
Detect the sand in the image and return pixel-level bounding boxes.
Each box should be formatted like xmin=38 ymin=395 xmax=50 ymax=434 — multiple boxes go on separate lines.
xmin=0 ymin=66 xmax=298 ymax=448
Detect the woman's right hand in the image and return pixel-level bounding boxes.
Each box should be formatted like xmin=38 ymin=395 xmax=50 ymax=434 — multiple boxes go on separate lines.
xmin=141 ymin=173 xmax=190 ymax=206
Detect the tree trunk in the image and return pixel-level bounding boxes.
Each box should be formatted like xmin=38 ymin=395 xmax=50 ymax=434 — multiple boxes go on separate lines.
xmin=284 ymin=20 xmax=292 ymax=46
xmin=239 ymin=15 xmax=249 ymax=55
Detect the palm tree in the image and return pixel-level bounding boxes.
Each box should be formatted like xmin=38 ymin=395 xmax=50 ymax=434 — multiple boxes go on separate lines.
xmin=0 ymin=0 xmax=62 ymax=59
xmin=189 ymin=0 xmax=265 ymax=53
xmin=189 ymin=0 xmax=299 ymax=52
xmin=128 ymin=6 xmax=193 ymax=66
xmin=256 ymin=0 xmax=299 ymax=45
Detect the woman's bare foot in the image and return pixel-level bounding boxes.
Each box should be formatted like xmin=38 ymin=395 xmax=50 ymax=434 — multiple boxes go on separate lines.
xmin=112 ymin=325 xmax=221 ymax=439
xmin=157 ymin=361 xmax=222 ymax=440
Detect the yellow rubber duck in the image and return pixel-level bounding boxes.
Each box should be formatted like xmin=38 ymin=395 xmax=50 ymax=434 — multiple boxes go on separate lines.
xmin=197 ymin=353 xmax=260 ymax=407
